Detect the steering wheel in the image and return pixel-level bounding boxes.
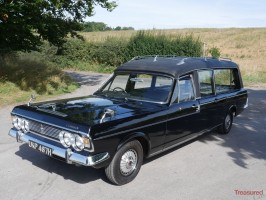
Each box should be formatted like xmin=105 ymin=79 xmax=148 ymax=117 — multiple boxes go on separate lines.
xmin=113 ymin=87 xmax=127 ymax=93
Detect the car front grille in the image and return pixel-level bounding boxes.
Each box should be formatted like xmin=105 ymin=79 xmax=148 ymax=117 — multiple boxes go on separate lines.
xmin=29 ymin=120 xmax=61 ymax=140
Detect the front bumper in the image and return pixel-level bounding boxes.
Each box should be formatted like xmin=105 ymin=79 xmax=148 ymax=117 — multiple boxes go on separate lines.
xmin=9 ymin=128 xmax=109 ymax=167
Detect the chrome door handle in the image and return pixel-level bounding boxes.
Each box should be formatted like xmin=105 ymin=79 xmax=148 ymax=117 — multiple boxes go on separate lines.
xmin=192 ymin=104 xmax=200 ymax=112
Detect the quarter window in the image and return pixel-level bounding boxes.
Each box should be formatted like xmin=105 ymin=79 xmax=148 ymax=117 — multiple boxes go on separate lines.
xmin=214 ymin=69 xmax=237 ymax=94
xmin=198 ymin=70 xmax=214 ymax=97
xmin=178 ymin=76 xmax=195 ymax=103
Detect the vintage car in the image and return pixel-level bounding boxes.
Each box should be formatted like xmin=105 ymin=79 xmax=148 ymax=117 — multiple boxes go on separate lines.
xmin=9 ymin=56 xmax=248 ymax=185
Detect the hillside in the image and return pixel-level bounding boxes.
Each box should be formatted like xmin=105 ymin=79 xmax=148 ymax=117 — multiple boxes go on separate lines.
xmin=80 ymin=28 xmax=266 ymax=85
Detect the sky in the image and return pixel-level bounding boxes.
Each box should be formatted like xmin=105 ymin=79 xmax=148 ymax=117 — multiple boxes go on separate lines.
xmin=88 ymin=0 xmax=266 ymax=29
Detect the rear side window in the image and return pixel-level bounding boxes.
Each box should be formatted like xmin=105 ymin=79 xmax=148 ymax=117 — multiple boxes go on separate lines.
xmin=198 ymin=70 xmax=214 ymax=97
xmin=214 ymin=69 xmax=237 ymax=94
xmin=178 ymin=76 xmax=195 ymax=103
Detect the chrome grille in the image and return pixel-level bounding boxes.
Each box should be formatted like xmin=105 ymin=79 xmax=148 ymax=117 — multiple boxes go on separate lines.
xmin=29 ymin=120 xmax=61 ymax=140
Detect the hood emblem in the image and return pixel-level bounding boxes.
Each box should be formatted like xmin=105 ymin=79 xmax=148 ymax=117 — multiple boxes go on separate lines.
xmin=100 ymin=108 xmax=115 ymax=124
xmin=27 ymin=94 xmax=36 ymax=106
xmin=52 ymin=104 xmax=56 ymax=111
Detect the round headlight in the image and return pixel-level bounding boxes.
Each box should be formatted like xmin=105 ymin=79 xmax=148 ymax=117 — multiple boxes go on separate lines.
xmin=59 ymin=131 xmax=74 ymax=147
xmin=64 ymin=132 xmax=75 ymax=146
xmin=17 ymin=118 xmax=24 ymax=130
xmin=24 ymin=120 xmax=30 ymax=132
xmin=59 ymin=131 xmax=66 ymax=147
xmin=21 ymin=119 xmax=30 ymax=133
xmin=73 ymin=135 xmax=85 ymax=151
xmin=12 ymin=116 xmax=19 ymax=129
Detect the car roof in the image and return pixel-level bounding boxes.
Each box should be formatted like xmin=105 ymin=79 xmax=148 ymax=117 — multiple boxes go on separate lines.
xmin=115 ymin=56 xmax=239 ymax=78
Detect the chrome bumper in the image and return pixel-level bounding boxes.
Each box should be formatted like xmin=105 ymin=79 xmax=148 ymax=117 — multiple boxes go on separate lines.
xmin=244 ymin=97 xmax=249 ymax=109
xmin=9 ymin=128 xmax=109 ymax=167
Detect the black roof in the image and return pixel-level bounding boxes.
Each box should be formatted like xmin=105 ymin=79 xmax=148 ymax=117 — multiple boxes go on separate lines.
xmin=115 ymin=56 xmax=238 ymax=78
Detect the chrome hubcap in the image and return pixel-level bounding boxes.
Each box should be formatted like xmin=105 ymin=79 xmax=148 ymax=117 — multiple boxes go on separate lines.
xmin=225 ymin=114 xmax=231 ymax=130
xmin=120 ymin=149 xmax=138 ymax=176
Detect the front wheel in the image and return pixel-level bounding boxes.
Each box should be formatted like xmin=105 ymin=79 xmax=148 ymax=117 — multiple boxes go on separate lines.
xmin=218 ymin=111 xmax=233 ymax=134
xmin=105 ymin=140 xmax=143 ymax=185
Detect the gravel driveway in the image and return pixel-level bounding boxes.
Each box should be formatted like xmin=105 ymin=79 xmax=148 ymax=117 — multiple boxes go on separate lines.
xmin=0 ymin=71 xmax=265 ymax=200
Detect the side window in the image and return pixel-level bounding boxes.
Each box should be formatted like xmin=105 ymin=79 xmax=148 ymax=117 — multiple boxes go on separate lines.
xmin=178 ymin=76 xmax=195 ymax=103
xmin=198 ymin=70 xmax=214 ymax=97
xmin=214 ymin=69 xmax=237 ymax=94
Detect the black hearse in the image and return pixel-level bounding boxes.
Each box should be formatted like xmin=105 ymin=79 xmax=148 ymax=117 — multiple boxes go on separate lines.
xmin=9 ymin=56 xmax=248 ymax=185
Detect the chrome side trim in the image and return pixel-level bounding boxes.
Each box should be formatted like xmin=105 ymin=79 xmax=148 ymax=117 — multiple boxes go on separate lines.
xmin=9 ymin=128 xmax=109 ymax=166
xmin=163 ymin=134 xmax=199 ymax=152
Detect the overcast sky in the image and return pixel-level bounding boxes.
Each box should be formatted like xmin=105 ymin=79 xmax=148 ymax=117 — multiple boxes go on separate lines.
xmin=88 ymin=0 xmax=266 ymax=29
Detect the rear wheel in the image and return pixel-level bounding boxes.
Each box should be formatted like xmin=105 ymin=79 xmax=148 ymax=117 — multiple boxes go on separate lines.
xmin=218 ymin=111 xmax=233 ymax=134
xmin=105 ymin=140 xmax=143 ymax=185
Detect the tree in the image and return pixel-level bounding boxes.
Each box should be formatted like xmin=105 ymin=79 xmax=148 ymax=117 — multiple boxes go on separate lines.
xmin=0 ymin=0 xmax=117 ymax=53
xmin=83 ymin=21 xmax=111 ymax=32
xmin=122 ymin=26 xmax=134 ymax=30
xmin=114 ymin=26 xmax=121 ymax=30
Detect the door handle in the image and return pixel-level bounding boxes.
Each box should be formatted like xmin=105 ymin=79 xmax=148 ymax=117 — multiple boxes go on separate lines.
xmin=192 ymin=104 xmax=200 ymax=112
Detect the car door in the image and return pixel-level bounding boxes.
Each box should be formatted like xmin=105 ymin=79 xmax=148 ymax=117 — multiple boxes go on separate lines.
xmin=197 ymin=70 xmax=218 ymax=130
xmin=213 ymin=69 xmax=233 ymax=124
xmin=164 ymin=74 xmax=201 ymax=149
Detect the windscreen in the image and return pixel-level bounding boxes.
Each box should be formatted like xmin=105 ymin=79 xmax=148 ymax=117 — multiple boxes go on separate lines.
xmin=95 ymin=73 xmax=173 ymax=103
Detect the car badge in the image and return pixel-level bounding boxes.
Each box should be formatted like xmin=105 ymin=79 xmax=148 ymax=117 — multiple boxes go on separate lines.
xmin=40 ymin=124 xmax=44 ymax=134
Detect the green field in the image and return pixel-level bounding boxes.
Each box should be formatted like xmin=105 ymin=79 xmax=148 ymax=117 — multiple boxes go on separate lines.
xmin=80 ymin=28 xmax=266 ymax=86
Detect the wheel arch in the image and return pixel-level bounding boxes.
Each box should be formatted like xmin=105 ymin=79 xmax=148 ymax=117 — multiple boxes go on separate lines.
xmin=117 ymin=132 xmax=151 ymax=158
xmin=229 ymin=105 xmax=237 ymax=116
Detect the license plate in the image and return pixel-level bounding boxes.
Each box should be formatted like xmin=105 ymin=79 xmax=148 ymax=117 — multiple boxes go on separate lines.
xmin=28 ymin=140 xmax=52 ymax=157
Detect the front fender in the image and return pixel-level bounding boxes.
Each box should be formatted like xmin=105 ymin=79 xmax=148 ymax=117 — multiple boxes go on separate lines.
xmin=117 ymin=132 xmax=151 ymax=156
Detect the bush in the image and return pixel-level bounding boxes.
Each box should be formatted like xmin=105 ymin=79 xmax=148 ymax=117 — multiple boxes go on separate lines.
xmin=30 ymin=31 xmax=203 ymax=70
xmin=0 ymin=54 xmax=77 ymax=94
xmin=208 ymin=47 xmax=221 ymax=58
xmin=89 ymin=37 xmax=128 ymax=66
xmin=126 ymin=31 xmax=202 ymax=58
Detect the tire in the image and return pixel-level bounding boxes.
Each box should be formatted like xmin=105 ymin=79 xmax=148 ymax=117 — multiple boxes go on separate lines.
xmin=105 ymin=140 xmax=143 ymax=185
xmin=218 ymin=111 xmax=233 ymax=134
